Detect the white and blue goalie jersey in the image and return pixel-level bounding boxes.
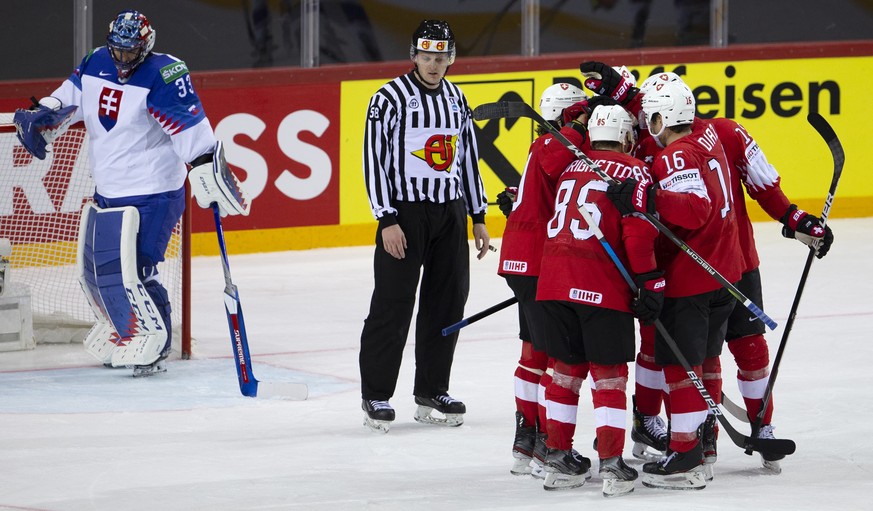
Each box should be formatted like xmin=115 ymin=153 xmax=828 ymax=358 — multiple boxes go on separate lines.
xmin=49 ymin=47 xmax=216 ymax=198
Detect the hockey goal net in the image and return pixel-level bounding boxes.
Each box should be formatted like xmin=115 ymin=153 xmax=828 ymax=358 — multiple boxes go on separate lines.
xmin=0 ymin=113 xmax=191 ymax=357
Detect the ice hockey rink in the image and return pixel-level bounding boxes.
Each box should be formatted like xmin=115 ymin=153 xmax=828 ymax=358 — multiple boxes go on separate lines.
xmin=0 ymin=217 xmax=870 ymax=510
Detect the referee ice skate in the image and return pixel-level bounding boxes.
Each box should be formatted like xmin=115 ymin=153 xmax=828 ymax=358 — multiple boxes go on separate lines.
xmin=359 ymin=19 xmax=490 ymax=433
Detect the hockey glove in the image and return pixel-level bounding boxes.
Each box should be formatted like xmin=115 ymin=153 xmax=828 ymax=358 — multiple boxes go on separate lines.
xmin=561 ymin=100 xmax=590 ymax=125
xmin=496 ymin=187 xmax=517 ymax=218
xmin=632 ymin=271 xmax=666 ymax=325
xmin=579 ymin=61 xmax=639 ymax=106
xmin=606 ymin=178 xmax=656 ymax=216
xmin=13 ymin=97 xmax=77 ymax=160
xmin=780 ymin=204 xmax=833 ymax=258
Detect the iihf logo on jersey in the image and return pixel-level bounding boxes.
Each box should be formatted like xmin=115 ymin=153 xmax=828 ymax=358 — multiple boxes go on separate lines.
xmin=449 ymin=96 xmax=458 ymax=113
xmin=98 ymin=87 xmax=123 ymax=132
xmin=411 ymin=134 xmax=457 ymax=172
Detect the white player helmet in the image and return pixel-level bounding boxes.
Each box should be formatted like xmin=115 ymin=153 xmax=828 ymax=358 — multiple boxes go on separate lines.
xmin=539 ymin=83 xmax=585 ymax=122
xmin=588 ymin=105 xmax=635 ymax=147
xmin=641 ymin=80 xmax=695 ymax=138
xmin=639 ymin=71 xmax=684 ymax=96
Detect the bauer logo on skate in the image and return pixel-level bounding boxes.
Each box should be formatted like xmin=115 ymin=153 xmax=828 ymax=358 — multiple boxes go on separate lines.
xmin=502 ymin=260 xmax=528 ymax=273
xmin=569 ymin=288 xmax=603 ymax=304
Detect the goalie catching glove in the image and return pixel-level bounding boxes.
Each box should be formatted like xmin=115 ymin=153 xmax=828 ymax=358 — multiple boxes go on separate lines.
xmin=780 ymin=204 xmax=833 ymax=258
xmin=188 ymin=140 xmax=250 ymax=217
xmin=13 ymin=97 xmax=78 ymax=160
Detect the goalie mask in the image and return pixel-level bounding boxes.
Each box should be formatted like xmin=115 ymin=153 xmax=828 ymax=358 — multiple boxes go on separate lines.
xmin=107 ymin=10 xmax=156 ymax=82
xmin=410 ymin=20 xmax=456 ymax=65
xmin=539 ymin=83 xmax=585 ymax=122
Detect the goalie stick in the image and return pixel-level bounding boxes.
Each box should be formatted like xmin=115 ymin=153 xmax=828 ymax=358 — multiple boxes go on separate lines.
xmin=474 ymin=101 xmax=778 ymax=331
xmin=213 ymin=204 xmax=308 ymax=400
xmin=575 ymin=202 xmax=795 ymax=456
xmin=442 ymin=296 xmax=517 ymax=336
xmin=748 ymin=112 xmax=844 ymax=448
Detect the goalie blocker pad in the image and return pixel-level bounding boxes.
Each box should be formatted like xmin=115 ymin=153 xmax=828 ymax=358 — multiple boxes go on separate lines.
xmin=77 ymin=204 xmax=168 ymax=346
xmin=13 ymin=100 xmax=78 ymax=160
xmin=188 ymin=140 xmax=251 ymax=216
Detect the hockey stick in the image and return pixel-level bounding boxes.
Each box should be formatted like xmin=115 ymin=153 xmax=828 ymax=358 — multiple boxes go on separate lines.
xmin=748 ymin=113 xmax=844 ymax=447
xmin=213 ymin=205 xmax=308 ymax=400
xmin=441 ymin=296 xmax=518 ymax=336
xmin=473 ymin=101 xmax=778 ymax=331
xmin=575 ymin=203 xmax=795 ymax=455
xmin=720 ymin=392 xmax=751 ymax=423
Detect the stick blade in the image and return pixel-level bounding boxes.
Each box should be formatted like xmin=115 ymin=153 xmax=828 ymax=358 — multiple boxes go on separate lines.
xmin=255 ymin=381 xmax=309 ymax=400
xmin=473 ymin=102 xmax=511 ymax=121
xmin=745 ymin=436 xmax=797 ymax=456
xmin=807 ymin=112 xmax=845 ymax=173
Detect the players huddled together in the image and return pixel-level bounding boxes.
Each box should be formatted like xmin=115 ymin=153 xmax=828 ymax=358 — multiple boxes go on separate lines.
xmin=498 ymin=62 xmax=833 ymax=496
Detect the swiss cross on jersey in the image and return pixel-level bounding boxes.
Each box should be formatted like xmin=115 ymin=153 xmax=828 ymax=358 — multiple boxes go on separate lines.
xmin=98 ymin=87 xmax=123 ymax=131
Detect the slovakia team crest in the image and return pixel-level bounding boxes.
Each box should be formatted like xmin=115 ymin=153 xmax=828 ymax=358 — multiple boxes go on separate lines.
xmin=98 ymin=87 xmax=123 ymax=131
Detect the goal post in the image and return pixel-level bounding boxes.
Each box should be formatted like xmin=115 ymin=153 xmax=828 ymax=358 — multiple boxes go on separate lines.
xmin=0 ymin=114 xmax=192 ymax=357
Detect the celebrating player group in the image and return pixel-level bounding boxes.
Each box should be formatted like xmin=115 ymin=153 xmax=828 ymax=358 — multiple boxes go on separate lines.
xmin=495 ymin=62 xmax=833 ymax=496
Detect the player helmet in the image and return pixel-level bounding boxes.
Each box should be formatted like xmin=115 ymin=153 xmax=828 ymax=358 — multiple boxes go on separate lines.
xmin=106 ymin=10 xmax=155 ymax=81
xmin=410 ymin=20 xmax=456 ymax=64
xmin=641 ymin=80 xmax=695 ymax=138
xmin=588 ymin=104 xmax=636 ymax=147
xmin=539 ymin=83 xmax=585 ymax=122
xmin=639 ymin=71 xmax=684 ymax=95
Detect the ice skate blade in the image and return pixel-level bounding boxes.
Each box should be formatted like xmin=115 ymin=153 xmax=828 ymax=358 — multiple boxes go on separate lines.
xmin=703 ymin=462 xmax=714 ymax=482
xmin=413 ymin=405 xmax=463 ymax=427
xmin=602 ymin=477 xmax=635 ymax=498
xmin=363 ymin=416 xmax=391 ymax=434
xmin=761 ymin=457 xmax=782 ymax=474
xmin=641 ymin=466 xmax=706 ymax=490
xmin=510 ymin=456 xmax=533 ymax=476
xmin=530 ymin=462 xmax=546 ymax=480
xmin=632 ymin=442 xmax=665 ymax=462
xmin=132 ymin=361 xmax=167 ymax=378
xmin=543 ymin=469 xmax=590 ymax=491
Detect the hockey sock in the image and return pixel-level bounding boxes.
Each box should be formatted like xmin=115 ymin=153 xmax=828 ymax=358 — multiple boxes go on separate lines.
xmin=728 ymin=335 xmax=773 ymax=424
xmin=664 ymin=364 xmax=708 ymax=453
xmin=538 ymin=358 xmax=555 ymax=432
xmin=590 ymin=363 xmax=628 ymax=459
xmin=544 ymin=360 xmax=588 ymax=451
xmin=515 ymin=341 xmax=548 ymax=427
xmin=635 ymin=324 xmax=664 ymax=416
xmin=702 ymin=356 xmax=722 ymax=406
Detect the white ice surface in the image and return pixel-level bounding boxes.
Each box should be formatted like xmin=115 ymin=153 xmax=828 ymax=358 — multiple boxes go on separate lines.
xmin=1 ymin=218 xmax=871 ymax=510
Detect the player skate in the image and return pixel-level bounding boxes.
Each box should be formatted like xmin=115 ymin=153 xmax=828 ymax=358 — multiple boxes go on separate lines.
xmin=413 ymin=394 xmax=465 ymax=427
xmin=630 ymin=396 xmax=668 ymax=461
xmin=701 ymin=414 xmax=718 ymax=481
xmin=510 ymin=412 xmax=536 ymax=476
xmin=757 ymin=424 xmax=785 ymax=474
xmin=542 ymin=448 xmax=591 ymax=491
xmin=362 ymin=399 xmax=395 ymax=433
xmin=530 ymin=431 xmax=547 ymax=479
xmin=641 ymin=441 xmax=706 ymax=490
xmin=599 ymin=456 xmax=638 ymax=498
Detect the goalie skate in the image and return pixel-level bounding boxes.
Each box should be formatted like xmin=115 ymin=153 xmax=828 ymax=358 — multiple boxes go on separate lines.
xmin=132 ymin=359 xmax=167 ymax=377
xmin=413 ymin=394 xmax=465 ymax=427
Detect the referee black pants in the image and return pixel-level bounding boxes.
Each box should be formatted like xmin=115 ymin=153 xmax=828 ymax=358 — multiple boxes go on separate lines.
xmin=360 ymin=199 xmax=470 ymax=401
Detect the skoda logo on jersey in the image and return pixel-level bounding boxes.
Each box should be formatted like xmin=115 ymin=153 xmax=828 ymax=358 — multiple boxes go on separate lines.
xmin=98 ymin=87 xmax=123 ymax=131
xmin=411 ymin=134 xmax=457 ymax=172
xmin=407 ymin=98 xmax=420 ymax=110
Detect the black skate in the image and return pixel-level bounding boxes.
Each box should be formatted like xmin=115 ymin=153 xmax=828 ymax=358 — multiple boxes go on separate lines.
xmin=701 ymin=414 xmax=718 ymax=481
xmin=641 ymin=441 xmax=706 ymax=490
xmin=757 ymin=424 xmax=785 ymax=474
xmin=413 ymin=394 xmax=465 ymax=427
xmin=511 ymin=412 xmax=536 ymax=476
xmin=132 ymin=358 xmax=167 ymax=377
xmin=630 ymin=396 xmax=668 ymax=461
xmin=599 ymin=456 xmax=638 ymax=498
xmin=542 ymin=448 xmax=592 ymax=491
xmin=530 ymin=431 xmax=547 ymax=479
xmin=362 ymin=399 xmax=395 ymax=433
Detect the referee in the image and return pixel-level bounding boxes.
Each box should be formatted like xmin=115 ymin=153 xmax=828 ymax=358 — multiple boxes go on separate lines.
xmin=359 ymin=19 xmax=490 ymax=433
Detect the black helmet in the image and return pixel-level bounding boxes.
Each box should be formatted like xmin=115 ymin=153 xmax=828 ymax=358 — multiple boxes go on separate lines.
xmin=409 ymin=19 xmax=456 ymax=63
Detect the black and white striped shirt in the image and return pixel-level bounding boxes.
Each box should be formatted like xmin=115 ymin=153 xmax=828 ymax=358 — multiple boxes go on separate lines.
xmin=363 ymin=71 xmax=488 ymax=224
